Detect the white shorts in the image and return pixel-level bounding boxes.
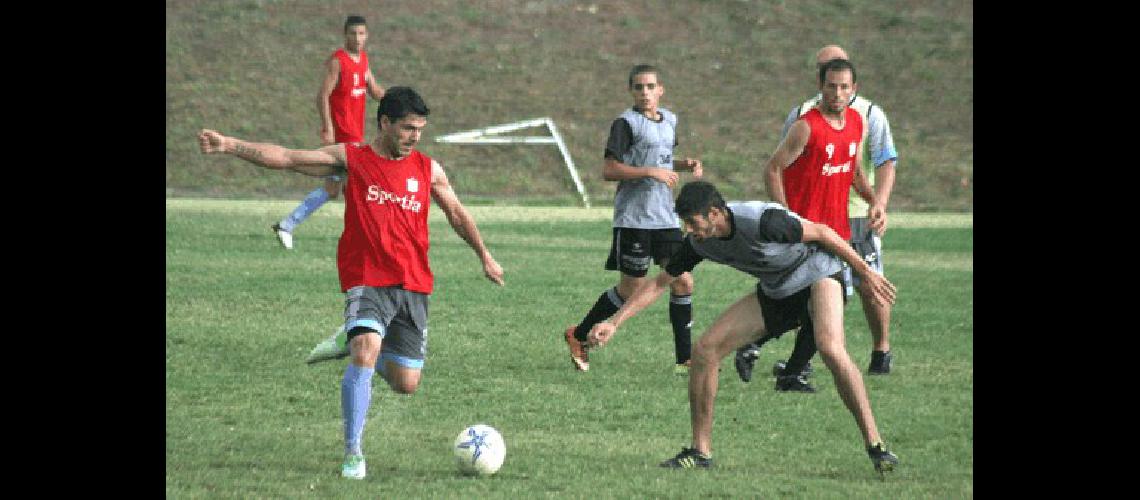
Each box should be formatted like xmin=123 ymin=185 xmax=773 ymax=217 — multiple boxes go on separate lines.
xmin=841 ymin=217 xmax=884 ymax=296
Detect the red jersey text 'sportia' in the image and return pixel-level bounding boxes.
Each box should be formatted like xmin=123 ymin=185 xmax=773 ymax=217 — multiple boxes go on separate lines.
xmin=338 ymin=144 xmax=433 ymax=294
xmin=782 ymin=107 xmax=863 ymax=240
xmin=328 ymin=48 xmax=370 ymax=143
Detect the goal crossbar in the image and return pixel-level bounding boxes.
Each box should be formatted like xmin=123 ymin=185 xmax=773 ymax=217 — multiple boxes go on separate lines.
xmin=435 ymin=117 xmax=590 ymax=207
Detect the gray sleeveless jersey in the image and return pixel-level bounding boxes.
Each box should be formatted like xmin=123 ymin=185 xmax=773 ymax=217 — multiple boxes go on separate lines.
xmin=612 ymin=107 xmax=679 ymax=229
xmin=690 ymin=201 xmax=844 ymax=299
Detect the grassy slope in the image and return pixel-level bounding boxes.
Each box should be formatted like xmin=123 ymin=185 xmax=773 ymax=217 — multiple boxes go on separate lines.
xmin=166 ymin=0 xmax=972 ymax=211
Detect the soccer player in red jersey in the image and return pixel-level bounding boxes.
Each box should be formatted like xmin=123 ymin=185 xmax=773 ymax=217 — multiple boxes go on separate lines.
xmin=198 ymin=87 xmax=504 ymax=480
xmin=756 ymin=58 xmax=882 ymax=392
xmin=271 ymin=15 xmax=385 ymax=250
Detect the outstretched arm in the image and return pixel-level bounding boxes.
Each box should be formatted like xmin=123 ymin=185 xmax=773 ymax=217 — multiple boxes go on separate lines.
xmin=429 ymin=159 xmax=505 ymax=286
xmin=801 ymin=220 xmax=895 ymax=306
xmin=765 ymin=119 xmax=810 ymax=206
xmin=588 ymin=270 xmax=677 ymax=347
xmin=198 ymin=129 xmax=345 ymax=177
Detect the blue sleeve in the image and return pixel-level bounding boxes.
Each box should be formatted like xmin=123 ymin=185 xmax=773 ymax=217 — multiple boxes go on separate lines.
xmin=779 ymin=106 xmax=799 ymax=141
xmin=866 ymin=105 xmax=899 ymax=169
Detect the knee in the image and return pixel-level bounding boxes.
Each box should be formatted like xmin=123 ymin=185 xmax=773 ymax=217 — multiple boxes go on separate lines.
xmin=815 ymin=340 xmax=849 ymax=367
xmin=390 ymin=379 xmax=420 ymax=395
xmin=670 ymin=273 xmax=694 ymax=296
xmin=349 ymin=335 xmax=382 ymax=365
xmin=691 ymin=336 xmax=721 ymax=366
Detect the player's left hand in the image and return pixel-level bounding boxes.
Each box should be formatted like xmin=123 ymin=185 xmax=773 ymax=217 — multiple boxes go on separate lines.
xmin=587 ymin=321 xmax=617 ymax=348
xmin=482 ymin=256 xmax=505 ymax=286
xmin=868 ymin=204 xmax=888 ymax=236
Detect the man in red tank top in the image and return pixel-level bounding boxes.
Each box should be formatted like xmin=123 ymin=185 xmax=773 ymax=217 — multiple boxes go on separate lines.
xmin=751 ymin=58 xmax=881 ymax=393
xmin=198 ymin=87 xmax=504 ymax=480
xmin=271 ymin=15 xmax=386 ymax=250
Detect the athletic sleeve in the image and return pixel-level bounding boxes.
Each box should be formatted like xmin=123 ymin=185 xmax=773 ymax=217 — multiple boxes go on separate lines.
xmin=756 ymin=208 xmax=803 ymax=244
xmin=866 ymin=105 xmax=899 ymax=169
xmin=779 ymin=105 xmax=800 ymax=141
xmin=664 ymin=238 xmax=703 ymax=277
xmin=604 ymin=118 xmax=634 ymax=160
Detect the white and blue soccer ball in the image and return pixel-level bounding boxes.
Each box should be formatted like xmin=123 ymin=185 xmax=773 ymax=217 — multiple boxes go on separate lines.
xmin=453 ymin=424 xmax=506 ymax=476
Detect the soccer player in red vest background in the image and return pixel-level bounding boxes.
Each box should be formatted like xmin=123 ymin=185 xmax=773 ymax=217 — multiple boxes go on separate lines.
xmin=272 ymin=15 xmax=385 ymax=250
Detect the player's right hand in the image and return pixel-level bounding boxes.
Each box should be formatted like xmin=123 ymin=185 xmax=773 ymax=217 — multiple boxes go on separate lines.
xmin=198 ymin=129 xmax=227 ymax=154
xmin=320 ymin=128 xmax=336 ymax=145
xmin=651 ymin=168 xmax=679 ymax=188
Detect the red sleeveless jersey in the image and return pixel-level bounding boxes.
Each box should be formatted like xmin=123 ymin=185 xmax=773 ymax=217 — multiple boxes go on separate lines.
xmin=338 ymin=144 xmax=434 ymax=294
xmin=328 ymin=48 xmax=370 ymax=143
xmin=782 ymin=107 xmax=863 ymax=240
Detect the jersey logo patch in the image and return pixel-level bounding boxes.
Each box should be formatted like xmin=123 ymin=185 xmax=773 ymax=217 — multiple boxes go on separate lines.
xmin=407 ymin=177 xmax=419 ymax=193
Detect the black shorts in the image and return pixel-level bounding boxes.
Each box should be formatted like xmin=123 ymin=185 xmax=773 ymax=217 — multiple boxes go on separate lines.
xmin=604 ymin=227 xmax=684 ymax=277
xmin=755 ymin=272 xmax=847 ymax=337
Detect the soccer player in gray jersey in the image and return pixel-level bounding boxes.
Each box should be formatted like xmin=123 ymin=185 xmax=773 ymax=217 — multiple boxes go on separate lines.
xmin=587 ymin=181 xmax=899 ymax=475
xmin=562 ymin=64 xmax=704 ymax=374
xmin=736 ymin=45 xmax=900 ymax=387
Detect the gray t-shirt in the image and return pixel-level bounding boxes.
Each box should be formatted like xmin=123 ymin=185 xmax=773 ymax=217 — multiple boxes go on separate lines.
xmin=605 ymin=107 xmax=680 ymax=229
xmin=665 ymin=201 xmax=843 ymax=299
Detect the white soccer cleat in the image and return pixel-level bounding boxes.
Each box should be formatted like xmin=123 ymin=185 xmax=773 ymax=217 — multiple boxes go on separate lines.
xmin=341 ymin=454 xmax=366 ymax=479
xmin=305 ymin=325 xmax=350 ymax=365
xmin=271 ymin=223 xmax=294 ymax=250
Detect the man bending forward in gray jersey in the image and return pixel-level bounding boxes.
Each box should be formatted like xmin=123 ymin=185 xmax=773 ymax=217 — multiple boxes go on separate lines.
xmin=588 ymin=181 xmax=899 ymax=475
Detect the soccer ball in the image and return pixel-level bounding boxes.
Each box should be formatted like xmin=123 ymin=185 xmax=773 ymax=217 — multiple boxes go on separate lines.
xmin=453 ymin=424 xmax=506 ymax=476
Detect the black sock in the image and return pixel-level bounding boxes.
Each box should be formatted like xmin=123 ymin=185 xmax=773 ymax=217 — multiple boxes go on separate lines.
xmin=574 ymin=287 xmax=624 ymax=342
xmin=742 ymin=331 xmax=781 ymax=352
xmin=669 ymin=294 xmax=692 ymax=364
xmin=783 ymin=322 xmax=817 ymax=376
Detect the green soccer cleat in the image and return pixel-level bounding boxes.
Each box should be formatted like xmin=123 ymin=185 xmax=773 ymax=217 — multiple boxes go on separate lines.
xmin=305 ymin=325 xmax=350 ymax=365
xmin=341 ymin=454 xmax=366 ymax=479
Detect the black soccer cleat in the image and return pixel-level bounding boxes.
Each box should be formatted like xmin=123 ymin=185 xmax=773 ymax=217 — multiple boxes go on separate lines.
xmin=868 ymin=351 xmax=893 ymax=375
xmin=659 ymin=447 xmax=713 ymax=469
xmin=866 ymin=442 xmax=899 ymax=476
xmin=772 ymin=360 xmax=814 ymax=379
xmin=734 ymin=345 xmax=760 ymax=382
xmin=774 ymin=373 xmax=817 ymax=393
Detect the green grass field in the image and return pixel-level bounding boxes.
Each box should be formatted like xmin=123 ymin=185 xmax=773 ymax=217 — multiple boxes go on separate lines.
xmin=166 ymin=200 xmax=972 ymax=498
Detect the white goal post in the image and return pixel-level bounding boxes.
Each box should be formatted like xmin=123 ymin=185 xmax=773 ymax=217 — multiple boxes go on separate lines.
xmin=435 ymin=117 xmax=591 ymax=208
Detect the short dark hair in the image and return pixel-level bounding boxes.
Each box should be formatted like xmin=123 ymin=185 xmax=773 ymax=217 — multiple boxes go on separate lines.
xmin=674 ymin=181 xmax=727 ymax=220
xmin=818 ymin=58 xmax=856 ymax=85
xmin=377 ymin=87 xmax=430 ymax=127
xmin=344 ymin=15 xmax=366 ymax=32
xmin=628 ymin=64 xmax=660 ymax=88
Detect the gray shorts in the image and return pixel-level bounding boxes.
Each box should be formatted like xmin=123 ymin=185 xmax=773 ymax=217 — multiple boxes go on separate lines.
xmin=343 ymin=286 xmax=430 ymax=369
xmin=841 ymin=217 xmax=885 ymax=296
